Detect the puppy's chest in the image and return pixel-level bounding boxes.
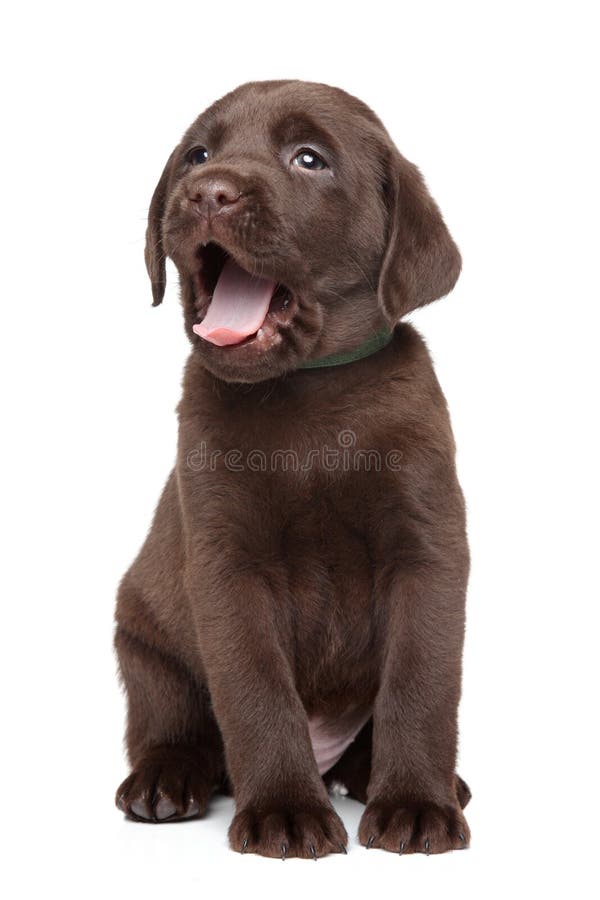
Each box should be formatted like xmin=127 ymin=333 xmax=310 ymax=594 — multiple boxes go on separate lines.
xmin=276 ymin=481 xmax=375 ymax=590
xmin=196 ymin=414 xmax=385 ymax=622
xmin=276 ymin=498 xmax=379 ymax=760
xmin=186 ymin=413 xmax=385 ymax=708
xmin=186 ymin=406 xmax=386 ymax=660
xmin=273 ymin=491 xmax=379 ymax=680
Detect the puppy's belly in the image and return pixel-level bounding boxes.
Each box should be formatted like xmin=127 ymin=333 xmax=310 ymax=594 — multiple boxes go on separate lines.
xmin=308 ymin=708 xmax=372 ymax=775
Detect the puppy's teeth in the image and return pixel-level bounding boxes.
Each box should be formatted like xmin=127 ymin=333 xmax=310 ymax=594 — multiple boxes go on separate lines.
xmin=257 ymin=328 xmax=265 ymax=339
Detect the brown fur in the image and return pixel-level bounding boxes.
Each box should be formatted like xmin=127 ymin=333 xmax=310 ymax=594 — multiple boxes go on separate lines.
xmin=115 ymin=80 xmax=471 ymax=858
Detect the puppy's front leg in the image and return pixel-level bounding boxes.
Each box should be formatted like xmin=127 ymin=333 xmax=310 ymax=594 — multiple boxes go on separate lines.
xmin=189 ymin=565 xmax=347 ymax=859
xmin=359 ymin=563 xmax=470 ymax=855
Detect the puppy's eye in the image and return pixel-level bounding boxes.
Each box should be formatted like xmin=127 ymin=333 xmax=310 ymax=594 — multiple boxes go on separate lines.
xmin=292 ymin=149 xmax=327 ymax=171
xmin=189 ymin=147 xmax=209 ymax=165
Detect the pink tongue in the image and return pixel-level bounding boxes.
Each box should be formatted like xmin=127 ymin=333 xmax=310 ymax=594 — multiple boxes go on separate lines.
xmin=192 ymin=258 xmax=276 ymax=346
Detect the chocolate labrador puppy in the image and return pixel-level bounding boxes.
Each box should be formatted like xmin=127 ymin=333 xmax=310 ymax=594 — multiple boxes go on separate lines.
xmin=115 ymin=80 xmax=471 ymax=859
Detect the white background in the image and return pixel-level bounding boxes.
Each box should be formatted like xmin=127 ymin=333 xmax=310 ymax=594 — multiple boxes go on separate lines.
xmin=2 ymin=1 xmax=598 ymax=897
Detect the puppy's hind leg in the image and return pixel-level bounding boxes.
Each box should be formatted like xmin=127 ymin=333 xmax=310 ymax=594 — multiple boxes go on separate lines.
xmin=114 ymin=473 xmax=225 ymax=822
xmin=114 ymin=622 xmax=225 ymax=823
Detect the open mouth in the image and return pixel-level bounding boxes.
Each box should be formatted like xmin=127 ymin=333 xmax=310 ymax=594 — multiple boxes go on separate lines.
xmin=192 ymin=242 xmax=296 ymax=348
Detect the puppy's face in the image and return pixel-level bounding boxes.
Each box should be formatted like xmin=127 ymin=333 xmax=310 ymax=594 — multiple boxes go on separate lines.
xmin=146 ymin=81 xmax=461 ymax=383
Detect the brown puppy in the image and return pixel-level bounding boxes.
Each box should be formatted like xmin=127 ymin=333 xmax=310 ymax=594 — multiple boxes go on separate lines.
xmin=115 ymin=80 xmax=471 ymax=859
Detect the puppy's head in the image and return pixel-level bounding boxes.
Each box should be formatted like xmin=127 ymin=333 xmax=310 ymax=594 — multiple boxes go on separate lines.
xmin=146 ymin=81 xmax=460 ymax=383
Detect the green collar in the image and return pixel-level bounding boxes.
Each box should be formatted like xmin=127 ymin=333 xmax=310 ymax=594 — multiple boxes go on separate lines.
xmin=299 ymin=329 xmax=394 ymax=370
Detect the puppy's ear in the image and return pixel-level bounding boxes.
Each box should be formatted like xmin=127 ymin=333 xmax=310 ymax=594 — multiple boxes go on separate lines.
xmin=144 ymin=150 xmax=177 ymax=306
xmin=377 ymin=146 xmax=461 ymax=324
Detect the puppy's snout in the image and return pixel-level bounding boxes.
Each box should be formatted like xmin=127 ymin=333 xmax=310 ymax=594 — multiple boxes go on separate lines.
xmin=190 ymin=178 xmax=242 ymax=217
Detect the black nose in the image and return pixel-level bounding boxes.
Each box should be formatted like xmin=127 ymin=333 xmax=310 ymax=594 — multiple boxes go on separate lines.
xmin=190 ymin=178 xmax=241 ymax=216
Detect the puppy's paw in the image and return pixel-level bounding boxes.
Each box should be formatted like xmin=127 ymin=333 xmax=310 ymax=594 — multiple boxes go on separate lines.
xmin=359 ymin=799 xmax=470 ymax=855
xmin=116 ymin=753 xmax=214 ymax=823
xmin=229 ymin=801 xmax=348 ymax=859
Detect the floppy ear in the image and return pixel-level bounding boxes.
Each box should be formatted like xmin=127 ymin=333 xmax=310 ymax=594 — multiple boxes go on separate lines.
xmin=377 ymin=146 xmax=461 ymax=324
xmin=144 ymin=150 xmax=177 ymax=306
